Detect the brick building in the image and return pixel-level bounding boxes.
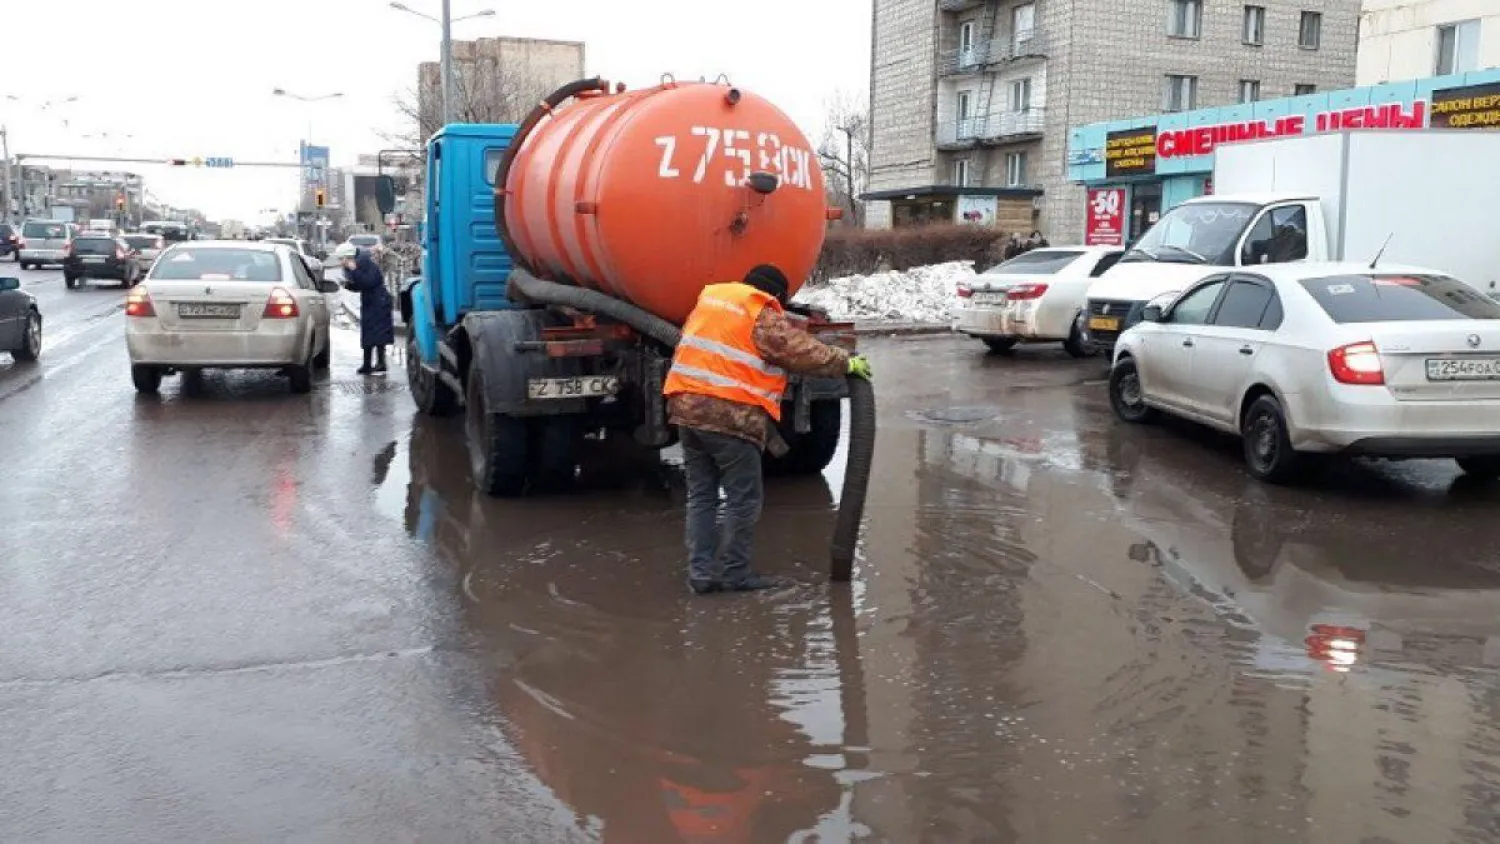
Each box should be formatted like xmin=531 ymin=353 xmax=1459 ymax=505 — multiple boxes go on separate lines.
xmin=417 ymin=36 xmax=586 ymax=133
xmin=865 ymin=0 xmax=1360 ymax=240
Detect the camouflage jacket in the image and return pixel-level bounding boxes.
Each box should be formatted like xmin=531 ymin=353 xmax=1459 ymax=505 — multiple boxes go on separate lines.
xmin=667 ymin=308 xmax=851 ymax=448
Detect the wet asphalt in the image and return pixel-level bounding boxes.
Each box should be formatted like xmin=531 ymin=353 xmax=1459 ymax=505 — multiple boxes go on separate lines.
xmin=3 ymin=261 xmax=1500 ymax=842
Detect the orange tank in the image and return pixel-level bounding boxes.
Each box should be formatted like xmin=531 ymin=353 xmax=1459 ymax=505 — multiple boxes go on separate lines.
xmin=501 ymin=79 xmax=830 ymax=325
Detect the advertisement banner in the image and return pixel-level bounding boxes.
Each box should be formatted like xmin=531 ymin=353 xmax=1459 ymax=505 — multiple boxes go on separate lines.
xmin=955 ymin=194 xmax=998 ymax=226
xmin=299 ymin=142 xmax=330 ymax=210
xmin=1085 ymin=188 xmax=1125 ymax=245
xmin=1430 ymin=81 xmax=1500 ymax=129
xmin=1104 ymin=127 xmax=1156 ymax=178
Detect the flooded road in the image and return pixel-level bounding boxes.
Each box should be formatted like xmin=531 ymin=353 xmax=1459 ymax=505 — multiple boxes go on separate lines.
xmin=3 ymin=307 xmax=1500 ymax=842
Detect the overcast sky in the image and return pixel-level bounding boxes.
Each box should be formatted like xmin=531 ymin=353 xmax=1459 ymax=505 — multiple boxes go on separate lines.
xmin=6 ymin=0 xmax=871 ymax=223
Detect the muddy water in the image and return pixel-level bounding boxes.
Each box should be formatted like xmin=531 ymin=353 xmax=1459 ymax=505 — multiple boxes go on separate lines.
xmin=388 ymin=336 xmax=1500 ymax=843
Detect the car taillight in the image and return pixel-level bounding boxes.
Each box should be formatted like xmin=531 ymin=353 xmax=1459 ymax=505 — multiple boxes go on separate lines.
xmin=1007 ymin=283 xmax=1049 ymax=301
xmin=262 ymin=287 xmax=299 ymax=319
xmin=1328 ymin=341 xmax=1385 ymax=385
xmin=956 ymin=285 xmax=973 ymax=299
xmin=125 ymin=288 xmax=155 ymax=317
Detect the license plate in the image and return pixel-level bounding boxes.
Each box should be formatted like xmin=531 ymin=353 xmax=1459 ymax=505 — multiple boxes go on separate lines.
xmin=177 ymin=303 xmax=241 ymax=319
xmin=1088 ymin=316 xmax=1120 ymax=331
xmin=527 ymin=376 xmax=620 ymax=399
xmin=971 ymin=292 xmax=1006 ymax=305
xmin=83 ymin=257 xmax=106 ymax=264
xmin=1426 ymin=357 xmax=1500 ymax=381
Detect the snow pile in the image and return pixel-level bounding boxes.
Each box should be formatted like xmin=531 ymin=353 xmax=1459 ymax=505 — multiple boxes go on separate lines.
xmin=794 ymin=261 xmax=976 ymax=324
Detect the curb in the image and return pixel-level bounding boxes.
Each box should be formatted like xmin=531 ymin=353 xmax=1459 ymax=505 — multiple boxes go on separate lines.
xmin=854 ymin=323 xmax=953 ymax=337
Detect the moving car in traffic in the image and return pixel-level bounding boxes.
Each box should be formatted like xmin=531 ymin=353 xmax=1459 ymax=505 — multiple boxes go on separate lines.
xmin=955 ymin=246 xmax=1123 ymax=355
xmin=123 ymin=234 xmax=167 ymax=270
xmin=18 ymin=219 xmax=74 ymax=269
xmin=0 ymin=223 xmax=21 ymax=263
xmin=63 ymin=235 xmax=142 ymax=289
xmin=125 ymin=242 xmax=341 ymax=394
xmin=1109 ymin=263 xmax=1500 ymax=482
xmin=0 ymin=276 xmax=41 ymax=362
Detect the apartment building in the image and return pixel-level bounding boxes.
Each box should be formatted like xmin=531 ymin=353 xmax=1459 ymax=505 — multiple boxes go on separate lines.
xmin=417 ymin=37 xmax=586 ymax=132
xmin=866 ymin=0 xmax=1359 ymax=240
xmin=1358 ymin=0 xmax=1499 ymax=85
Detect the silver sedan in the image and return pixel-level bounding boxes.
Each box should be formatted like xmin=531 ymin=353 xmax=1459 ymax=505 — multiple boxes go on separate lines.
xmin=125 ymin=241 xmax=340 ymax=394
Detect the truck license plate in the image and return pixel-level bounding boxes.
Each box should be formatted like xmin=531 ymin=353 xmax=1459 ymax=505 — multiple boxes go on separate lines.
xmin=528 ymin=376 xmax=619 ymax=399
xmin=1088 ymin=316 xmax=1120 ymax=331
xmin=1426 ymin=357 xmax=1500 ymax=381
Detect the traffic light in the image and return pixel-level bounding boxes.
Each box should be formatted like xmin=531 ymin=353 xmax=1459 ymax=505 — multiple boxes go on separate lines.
xmin=115 ymin=193 xmax=126 ymax=210
xmin=315 ymin=189 xmax=326 ymax=208
xmin=166 ymin=159 xmax=188 ymax=166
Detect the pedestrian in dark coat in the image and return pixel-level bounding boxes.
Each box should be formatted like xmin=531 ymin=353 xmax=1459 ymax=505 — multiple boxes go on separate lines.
xmin=339 ymin=245 xmax=395 ymax=374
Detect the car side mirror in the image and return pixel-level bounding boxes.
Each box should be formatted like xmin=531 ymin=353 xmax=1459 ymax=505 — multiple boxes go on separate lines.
xmin=0 ymin=277 xmax=19 ymax=291
xmin=319 ymin=280 xmax=342 ymax=294
xmin=1141 ymin=304 xmax=1164 ymax=323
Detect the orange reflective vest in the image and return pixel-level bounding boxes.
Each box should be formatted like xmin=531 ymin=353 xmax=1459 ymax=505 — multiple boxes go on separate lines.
xmin=663 ymin=283 xmax=788 ymax=420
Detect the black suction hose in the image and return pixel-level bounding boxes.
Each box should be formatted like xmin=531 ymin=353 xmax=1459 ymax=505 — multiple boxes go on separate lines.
xmin=507 ymin=271 xmax=876 ymax=582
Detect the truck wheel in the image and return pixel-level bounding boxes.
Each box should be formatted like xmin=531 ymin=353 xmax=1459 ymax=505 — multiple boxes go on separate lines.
xmin=407 ymin=334 xmax=456 ymax=415
xmin=530 ymin=416 xmax=579 ymax=492
xmin=465 ymin=365 xmax=528 ymax=496
xmin=766 ymin=399 xmax=842 ymax=476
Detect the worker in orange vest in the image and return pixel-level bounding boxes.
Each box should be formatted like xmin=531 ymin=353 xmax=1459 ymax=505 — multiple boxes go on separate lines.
xmin=664 ymin=264 xmax=872 ymax=594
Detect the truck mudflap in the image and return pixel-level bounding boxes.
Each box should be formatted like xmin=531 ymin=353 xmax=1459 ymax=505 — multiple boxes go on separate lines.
xmin=462 ymin=309 xmax=607 ymax=417
xmin=406 ymin=278 xmax=442 ymax=365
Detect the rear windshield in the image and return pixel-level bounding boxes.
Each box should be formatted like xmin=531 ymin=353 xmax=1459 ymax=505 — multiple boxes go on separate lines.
xmin=22 ymin=221 xmax=67 ymax=239
xmin=125 ymin=236 xmax=160 ymax=249
xmin=1299 ymin=274 xmax=1500 ymax=323
xmin=150 ymin=248 xmax=283 ymax=282
xmin=982 ymin=250 xmax=1084 ymax=275
xmin=161 ymin=229 xmax=191 ymax=242
xmin=74 ymin=238 xmax=118 ymax=255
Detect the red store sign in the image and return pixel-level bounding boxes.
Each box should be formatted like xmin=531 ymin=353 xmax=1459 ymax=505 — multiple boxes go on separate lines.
xmin=1085 ymin=188 xmax=1125 ymax=245
xmin=1156 ymin=101 xmax=1428 ymax=159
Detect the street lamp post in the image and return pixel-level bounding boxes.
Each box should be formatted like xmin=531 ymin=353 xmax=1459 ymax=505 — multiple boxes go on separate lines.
xmin=389 ymin=2 xmax=496 ymax=126
xmin=1 ymin=94 xmax=79 ymax=222
xmin=273 ymin=89 xmax=343 ymax=248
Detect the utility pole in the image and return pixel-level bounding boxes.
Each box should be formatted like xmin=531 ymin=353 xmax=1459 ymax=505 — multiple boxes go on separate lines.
xmin=0 ymin=126 xmax=12 ymax=224
xmin=440 ymin=0 xmax=454 ymax=125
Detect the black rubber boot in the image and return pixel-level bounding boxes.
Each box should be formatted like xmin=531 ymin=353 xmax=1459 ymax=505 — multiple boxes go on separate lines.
xmin=372 ymin=345 xmax=388 ymax=373
xmin=356 ymin=348 xmax=373 ymax=375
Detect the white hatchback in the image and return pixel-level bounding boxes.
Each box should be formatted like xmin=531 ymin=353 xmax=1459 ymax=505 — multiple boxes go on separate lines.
xmin=1109 ymin=262 xmax=1500 ymax=482
xmin=955 ymin=246 xmax=1124 ymax=356
xmin=125 ymin=242 xmax=340 ymax=394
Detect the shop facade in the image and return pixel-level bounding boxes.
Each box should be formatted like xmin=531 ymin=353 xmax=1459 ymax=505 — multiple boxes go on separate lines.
xmin=1065 ymin=68 xmax=1500 ymax=245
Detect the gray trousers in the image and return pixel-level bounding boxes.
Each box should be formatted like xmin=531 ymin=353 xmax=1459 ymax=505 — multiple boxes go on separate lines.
xmin=680 ymin=427 xmax=763 ymax=585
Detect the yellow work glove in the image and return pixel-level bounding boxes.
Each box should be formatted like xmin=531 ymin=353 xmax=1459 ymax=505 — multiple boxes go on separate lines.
xmin=847 ymin=355 xmax=872 ymax=380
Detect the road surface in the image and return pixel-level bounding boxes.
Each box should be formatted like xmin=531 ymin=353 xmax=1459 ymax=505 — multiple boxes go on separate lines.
xmin=3 ymin=260 xmax=1499 ymax=842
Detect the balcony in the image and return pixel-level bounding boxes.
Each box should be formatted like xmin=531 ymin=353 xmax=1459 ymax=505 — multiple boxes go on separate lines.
xmin=935 ymin=109 xmax=1046 ymax=149
xmin=937 ymin=29 xmax=1050 ymax=76
xmin=938 ymin=0 xmax=985 ymax=11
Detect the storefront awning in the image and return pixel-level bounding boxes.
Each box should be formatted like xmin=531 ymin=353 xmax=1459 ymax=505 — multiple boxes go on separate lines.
xmin=859 ymin=184 xmax=1044 ymax=201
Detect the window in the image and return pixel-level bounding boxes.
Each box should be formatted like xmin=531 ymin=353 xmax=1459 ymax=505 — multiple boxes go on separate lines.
xmin=1012 ymin=3 xmax=1036 ymax=45
xmin=1298 ymin=11 xmax=1321 ymax=49
xmin=1436 ymin=20 xmax=1481 ymax=75
xmin=953 ymin=159 xmax=971 ymax=187
xmin=985 ymin=249 xmax=1083 ymax=275
xmin=74 ymin=238 xmax=118 ymax=256
xmin=1294 ymin=83 xmax=1317 ymax=96
xmin=1010 ymin=78 xmax=1032 ymax=111
xmin=1005 ymin=151 xmax=1027 ymax=186
xmin=1240 ymin=205 xmax=1309 ymax=265
xmin=1211 ymin=279 xmax=1278 ymax=329
xmin=1168 ymin=0 xmax=1202 ymax=37
xmin=957 ymin=90 xmax=972 ymax=120
xmin=289 ymin=253 xmax=318 ymax=290
xmin=1239 ymin=79 xmax=1261 ymax=103
xmin=1169 ymin=279 xmax=1227 ymax=325
xmin=1090 ymin=252 xmax=1125 ymax=277
xmin=959 ymin=20 xmax=976 ymax=62
xmin=1163 ymin=75 xmax=1198 ymax=112
xmin=483 ymin=148 xmax=504 ymax=184
xmin=1242 ymin=5 xmax=1266 ymax=45
xmin=1298 ymin=274 xmax=1500 ymax=323
xmin=151 ymin=248 xmax=285 ymax=282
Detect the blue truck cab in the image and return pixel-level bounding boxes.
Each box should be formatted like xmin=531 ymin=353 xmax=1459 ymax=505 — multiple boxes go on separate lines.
xmin=401 ymin=122 xmax=850 ymax=497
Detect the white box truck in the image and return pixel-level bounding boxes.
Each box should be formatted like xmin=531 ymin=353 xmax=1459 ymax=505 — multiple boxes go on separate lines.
xmin=1082 ymin=129 xmax=1500 ymax=352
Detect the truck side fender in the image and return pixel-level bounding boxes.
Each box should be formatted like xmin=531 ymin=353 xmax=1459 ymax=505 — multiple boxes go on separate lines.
xmin=461 ymin=308 xmax=584 ymax=416
xmin=406 ymin=278 xmax=441 ymax=365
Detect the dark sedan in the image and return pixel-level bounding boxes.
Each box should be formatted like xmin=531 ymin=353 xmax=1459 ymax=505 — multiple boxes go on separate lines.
xmin=0 ymin=275 xmax=40 ymax=361
xmin=63 ymin=235 xmax=142 ymax=289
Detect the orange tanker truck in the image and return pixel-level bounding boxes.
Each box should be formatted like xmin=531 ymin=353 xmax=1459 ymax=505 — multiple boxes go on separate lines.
xmin=399 ymin=77 xmax=869 ymax=521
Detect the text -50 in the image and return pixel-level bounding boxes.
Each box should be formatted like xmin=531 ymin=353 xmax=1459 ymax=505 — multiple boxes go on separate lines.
xmin=654 ymin=127 xmax=815 ymax=191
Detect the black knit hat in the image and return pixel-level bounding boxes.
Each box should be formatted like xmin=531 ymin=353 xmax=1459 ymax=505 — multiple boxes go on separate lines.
xmin=743 ymin=264 xmax=789 ymax=302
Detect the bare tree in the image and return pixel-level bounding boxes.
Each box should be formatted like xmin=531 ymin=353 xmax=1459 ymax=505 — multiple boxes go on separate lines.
xmin=817 ymin=91 xmax=871 ymax=227
xmin=390 ymin=53 xmax=553 ymax=149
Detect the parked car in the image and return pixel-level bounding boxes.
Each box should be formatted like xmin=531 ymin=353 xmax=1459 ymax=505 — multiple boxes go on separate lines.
xmin=125 ymin=242 xmax=341 ymax=394
xmin=263 ymin=237 xmax=326 ymax=276
xmin=1109 ymin=262 xmax=1500 ymax=483
xmin=63 ymin=235 xmax=142 ymax=289
xmin=123 ymin=233 xmax=167 ymax=269
xmin=0 ymin=275 xmax=41 ymax=361
xmin=0 ymin=223 xmax=21 ymax=263
xmin=18 ymin=219 xmax=74 ymax=269
xmin=955 ymin=246 xmax=1124 ymax=356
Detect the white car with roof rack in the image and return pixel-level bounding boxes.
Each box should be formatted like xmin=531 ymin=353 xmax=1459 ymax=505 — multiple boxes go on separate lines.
xmin=1109 ymin=262 xmax=1500 ymax=483
xmin=954 ymin=246 xmax=1124 ymax=356
xmin=125 ymin=241 xmax=342 ymax=395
